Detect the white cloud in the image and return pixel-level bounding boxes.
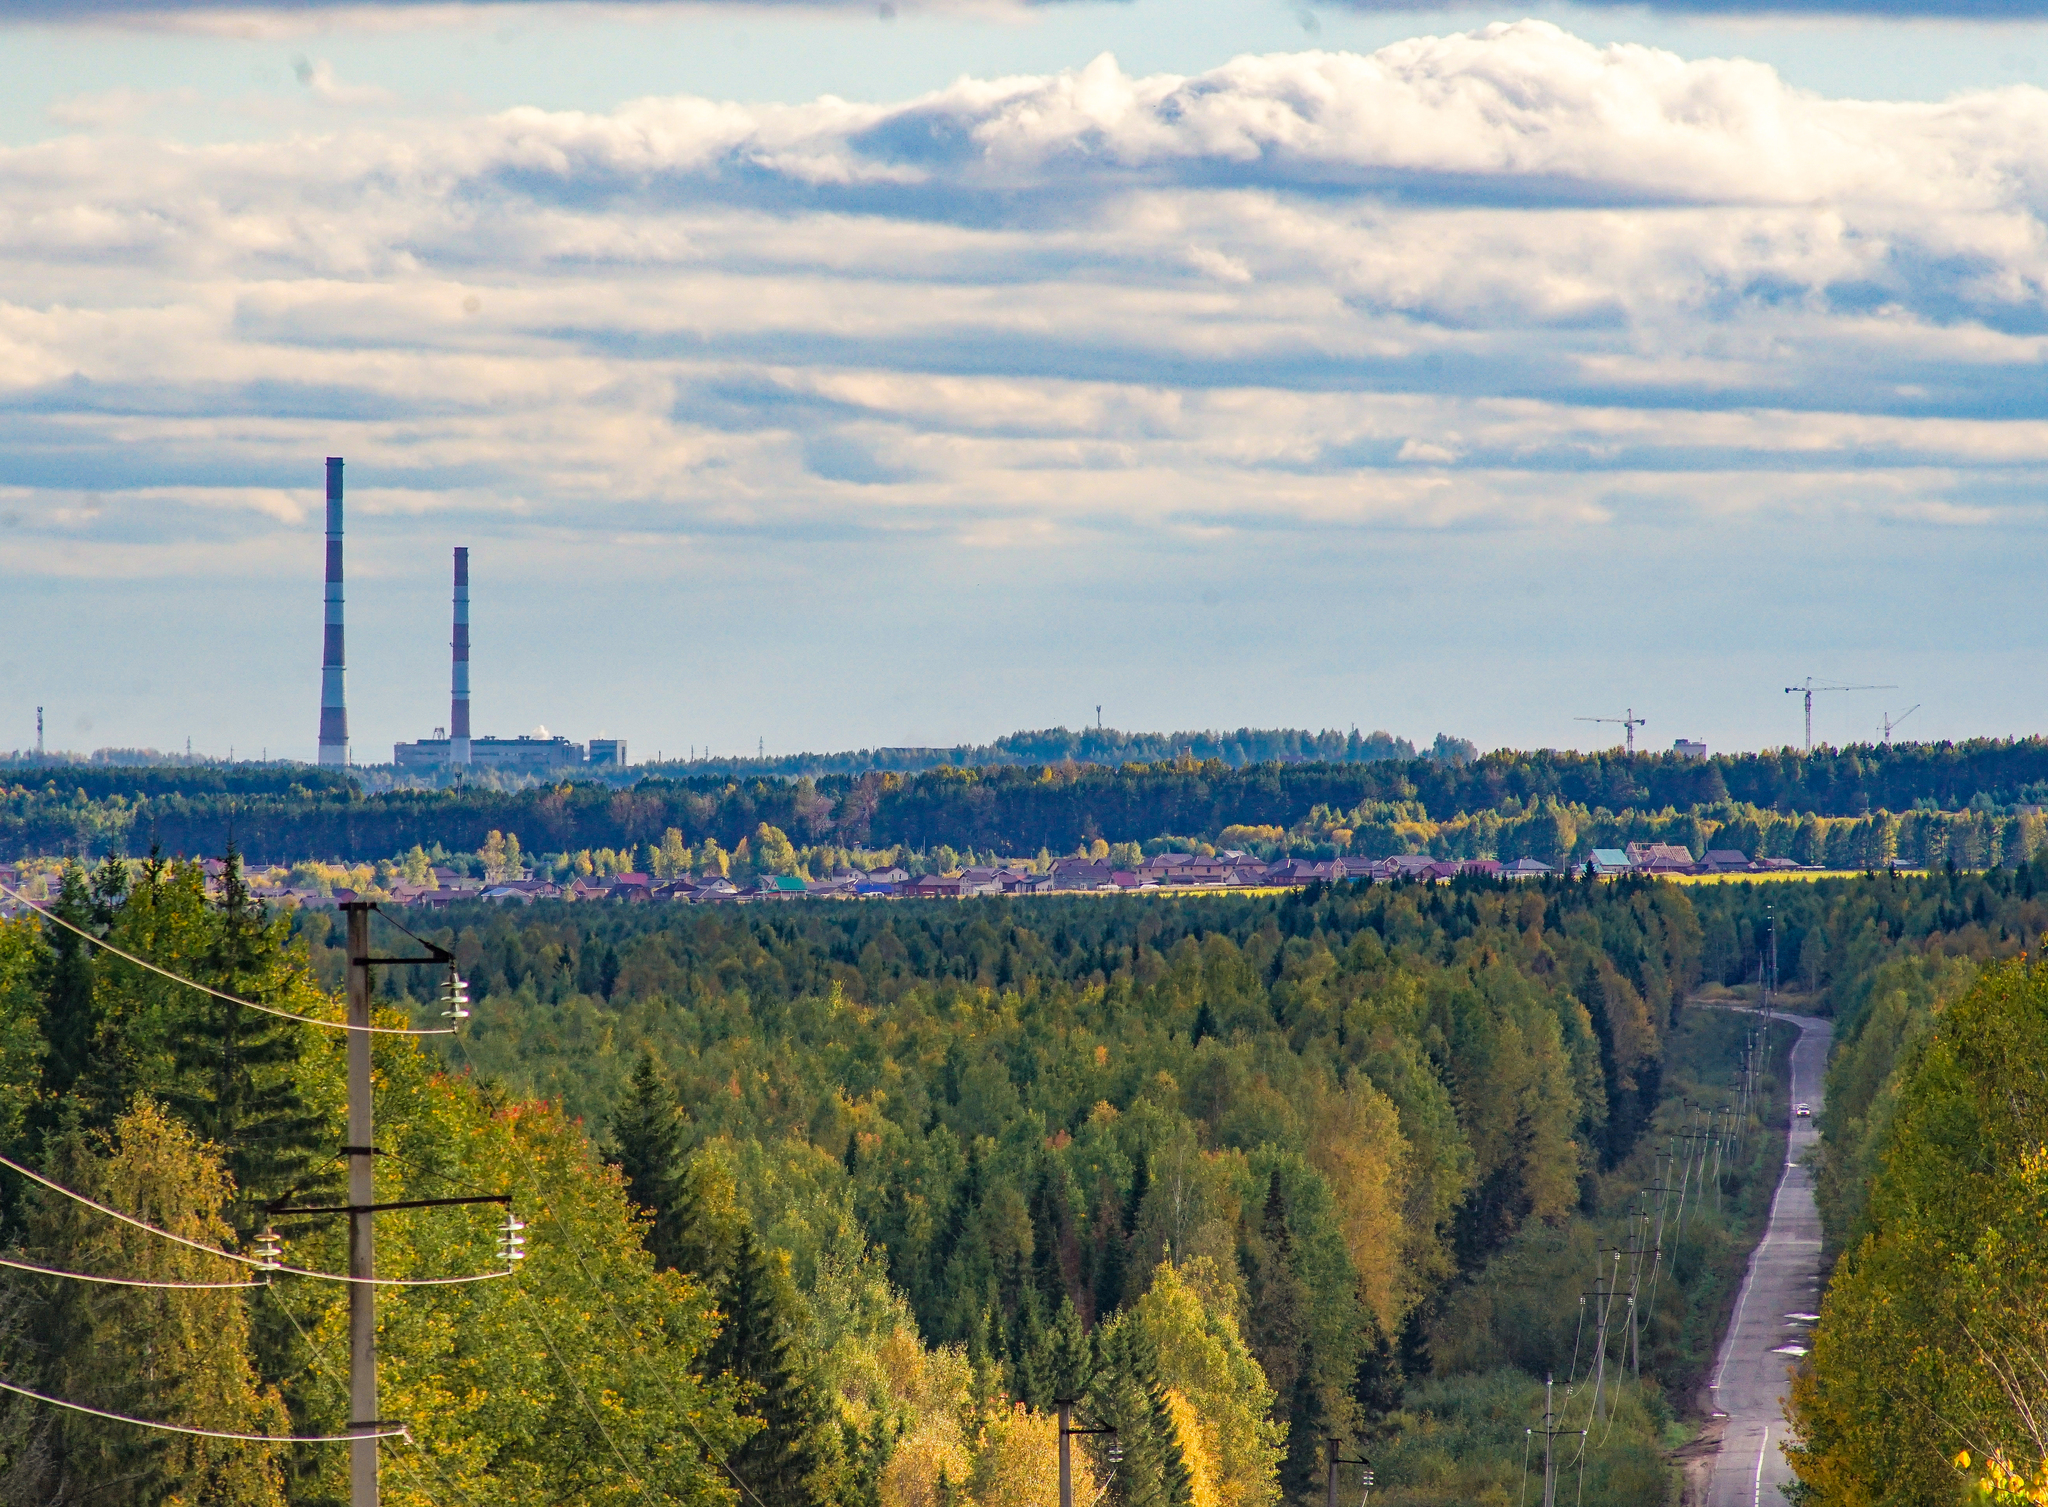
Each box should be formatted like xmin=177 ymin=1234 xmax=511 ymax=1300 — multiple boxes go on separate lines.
xmin=2 ymin=19 xmax=2047 ymax=601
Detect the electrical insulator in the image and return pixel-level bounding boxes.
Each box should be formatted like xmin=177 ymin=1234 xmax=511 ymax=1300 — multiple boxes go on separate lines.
xmin=254 ymin=1226 xmax=283 ymax=1280
xmin=1105 ymin=1438 xmax=1123 ymax=1467
xmin=497 ymin=1212 xmax=527 ymax=1265
xmin=441 ymin=968 xmax=471 ymax=1022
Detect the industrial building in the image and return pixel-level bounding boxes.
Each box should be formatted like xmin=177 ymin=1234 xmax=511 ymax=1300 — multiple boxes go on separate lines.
xmin=312 ymin=459 xmax=627 ymax=770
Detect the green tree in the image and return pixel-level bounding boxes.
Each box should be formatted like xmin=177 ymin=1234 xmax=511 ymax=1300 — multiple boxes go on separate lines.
xmin=610 ymin=1049 xmax=691 ymax=1272
xmin=152 ymin=852 xmax=332 ymax=1230
xmin=710 ymin=1224 xmax=842 ymax=1506
xmin=18 ymin=1098 xmax=289 ymax=1507
xmin=750 ymin=825 xmax=799 ymax=878
xmin=32 ymin=865 xmax=104 ymax=1132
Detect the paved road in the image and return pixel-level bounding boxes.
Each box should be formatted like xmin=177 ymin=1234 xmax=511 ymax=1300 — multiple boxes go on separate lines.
xmin=1704 ymin=1010 xmax=1832 ymax=1507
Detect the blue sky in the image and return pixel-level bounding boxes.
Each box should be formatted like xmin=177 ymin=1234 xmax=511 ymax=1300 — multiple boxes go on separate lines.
xmin=3 ymin=0 xmax=2045 ymax=765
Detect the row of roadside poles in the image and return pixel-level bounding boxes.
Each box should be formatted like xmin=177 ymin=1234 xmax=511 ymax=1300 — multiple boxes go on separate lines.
xmin=1054 ymin=1401 xmax=1373 ymax=1507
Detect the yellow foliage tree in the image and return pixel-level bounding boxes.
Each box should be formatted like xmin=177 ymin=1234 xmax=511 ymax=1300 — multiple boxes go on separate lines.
xmin=31 ymin=1099 xmax=288 ymax=1507
xmin=1132 ymin=1258 xmax=1283 ymax=1507
xmin=1308 ymin=1078 xmax=1411 ymax=1333
xmin=969 ymin=1403 xmax=1091 ymax=1507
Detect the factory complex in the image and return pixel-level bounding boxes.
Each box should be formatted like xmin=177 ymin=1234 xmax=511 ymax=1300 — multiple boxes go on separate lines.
xmin=313 ymin=458 xmax=626 ymax=772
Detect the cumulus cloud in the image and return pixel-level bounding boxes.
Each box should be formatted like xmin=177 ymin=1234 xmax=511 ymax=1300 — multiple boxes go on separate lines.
xmin=3 ymin=21 xmax=2048 ymax=590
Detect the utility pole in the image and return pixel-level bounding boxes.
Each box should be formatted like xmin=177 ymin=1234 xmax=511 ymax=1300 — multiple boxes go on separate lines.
xmin=35 ymin=707 xmax=42 ymax=760
xmin=1056 ymin=1398 xmax=1117 ymax=1507
xmin=345 ymin=903 xmax=378 ymax=1507
xmin=1325 ymin=1437 xmax=1373 ymax=1507
xmin=303 ymin=902 xmax=485 ymax=1507
xmin=1783 ymin=678 xmax=1895 ymax=753
xmin=1525 ymin=1374 xmax=1581 ymax=1507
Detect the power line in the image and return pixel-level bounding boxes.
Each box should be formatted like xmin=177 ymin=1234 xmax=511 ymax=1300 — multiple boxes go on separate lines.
xmin=0 ymin=1374 xmax=408 ymax=1444
xmin=264 ymin=1285 xmax=484 ymax=1507
xmin=514 ymin=1285 xmax=670 ymax=1507
xmin=451 ymin=1031 xmax=771 ymax=1507
xmin=0 ymin=1152 xmax=511 ymax=1288
xmin=0 ymin=882 xmax=455 ymax=1038
xmin=0 ymin=1252 xmax=265 ymax=1290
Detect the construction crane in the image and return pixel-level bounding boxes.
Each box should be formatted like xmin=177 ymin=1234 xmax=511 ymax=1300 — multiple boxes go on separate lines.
xmin=1784 ymin=678 xmax=1896 ymax=753
xmin=1879 ymin=704 xmax=1920 ymax=744
xmin=1576 ymin=708 xmax=1646 ymax=755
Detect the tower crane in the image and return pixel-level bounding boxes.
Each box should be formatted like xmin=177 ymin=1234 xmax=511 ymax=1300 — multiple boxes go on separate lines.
xmin=1784 ymin=678 xmax=1895 ymax=753
xmin=1576 ymin=708 xmax=1646 ymax=755
xmin=1879 ymin=705 xmax=1920 ymax=744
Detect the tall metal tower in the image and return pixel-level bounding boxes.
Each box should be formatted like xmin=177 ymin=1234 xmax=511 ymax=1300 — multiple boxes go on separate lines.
xmin=1784 ymin=677 xmax=1893 ymax=753
xmin=317 ymin=458 xmax=350 ymax=766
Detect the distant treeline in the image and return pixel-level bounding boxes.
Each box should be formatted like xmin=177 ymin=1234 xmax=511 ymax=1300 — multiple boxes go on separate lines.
xmin=633 ymin=725 xmax=1434 ymax=778
xmin=6 ymin=739 xmax=2048 ymax=865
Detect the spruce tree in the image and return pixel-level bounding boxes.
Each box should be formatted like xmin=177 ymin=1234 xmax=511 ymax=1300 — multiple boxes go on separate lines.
xmin=160 ymin=850 xmax=329 ymax=1230
xmin=32 ymin=865 xmax=107 ymax=1135
xmin=1278 ymin=1347 xmax=1328 ymax=1500
xmin=1086 ymin=1318 xmax=1195 ymax=1507
xmin=709 ymin=1225 xmax=839 ymax=1507
xmin=1351 ymin=1312 xmax=1404 ymax=1436
xmin=1243 ymin=1168 xmax=1308 ymax=1409
xmin=608 ymin=1049 xmax=689 ymax=1271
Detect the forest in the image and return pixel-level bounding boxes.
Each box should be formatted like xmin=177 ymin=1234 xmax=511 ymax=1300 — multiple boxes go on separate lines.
xmin=8 ymin=843 xmax=2048 ymax=1504
xmin=0 ymin=849 xmax=1819 ymax=1506
xmin=6 ymin=736 xmax=2048 ymax=869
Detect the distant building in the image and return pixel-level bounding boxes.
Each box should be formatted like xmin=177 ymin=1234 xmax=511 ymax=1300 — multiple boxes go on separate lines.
xmin=588 ymin=739 xmax=628 ymax=767
xmin=1627 ymin=841 xmax=1698 ymax=874
xmin=1589 ymin=848 xmax=1632 ymax=877
xmin=394 ymin=733 xmax=588 ymax=773
xmin=1672 ymin=739 xmax=1708 ymax=759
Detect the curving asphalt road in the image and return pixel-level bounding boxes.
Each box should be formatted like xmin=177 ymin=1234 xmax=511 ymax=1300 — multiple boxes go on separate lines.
xmin=1704 ymin=1010 xmax=1832 ymax=1507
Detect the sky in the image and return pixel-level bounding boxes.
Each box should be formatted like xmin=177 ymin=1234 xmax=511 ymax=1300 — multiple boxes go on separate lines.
xmin=4 ymin=0 xmax=2047 ymax=765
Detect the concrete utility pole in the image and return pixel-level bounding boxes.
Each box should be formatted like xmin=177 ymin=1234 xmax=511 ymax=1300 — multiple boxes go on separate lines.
xmin=1056 ymin=1399 xmax=1117 ymax=1507
xmin=308 ymin=903 xmax=483 ymax=1507
xmin=345 ymin=903 xmax=378 ymax=1507
xmin=1325 ymin=1437 xmax=1373 ymax=1507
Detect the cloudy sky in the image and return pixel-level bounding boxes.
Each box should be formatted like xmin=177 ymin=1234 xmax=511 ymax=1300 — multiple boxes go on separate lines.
xmin=4 ymin=0 xmax=2046 ymax=765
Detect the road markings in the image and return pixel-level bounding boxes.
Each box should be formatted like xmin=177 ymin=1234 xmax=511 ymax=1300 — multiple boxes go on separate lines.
xmin=1755 ymin=1425 xmax=1770 ymax=1507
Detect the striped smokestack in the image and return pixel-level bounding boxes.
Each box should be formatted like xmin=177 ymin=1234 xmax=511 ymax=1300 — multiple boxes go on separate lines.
xmin=316 ymin=457 xmax=349 ymax=766
xmin=450 ymin=546 xmax=471 ymax=765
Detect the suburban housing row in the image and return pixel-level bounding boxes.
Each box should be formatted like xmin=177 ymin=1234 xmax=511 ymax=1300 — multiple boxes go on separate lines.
xmin=84 ymin=839 xmax=1815 ymax=912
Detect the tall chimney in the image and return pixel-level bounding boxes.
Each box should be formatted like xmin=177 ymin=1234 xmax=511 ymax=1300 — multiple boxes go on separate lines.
xmin=316 ymin=457 xmax=350 ymax=766
xmin=450 ymin=546 xmax=471 ymax=765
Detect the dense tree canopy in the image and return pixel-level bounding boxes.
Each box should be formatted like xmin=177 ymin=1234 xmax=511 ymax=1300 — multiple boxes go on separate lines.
xmin=8 ymin=737 xmax=2048 ymax=866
